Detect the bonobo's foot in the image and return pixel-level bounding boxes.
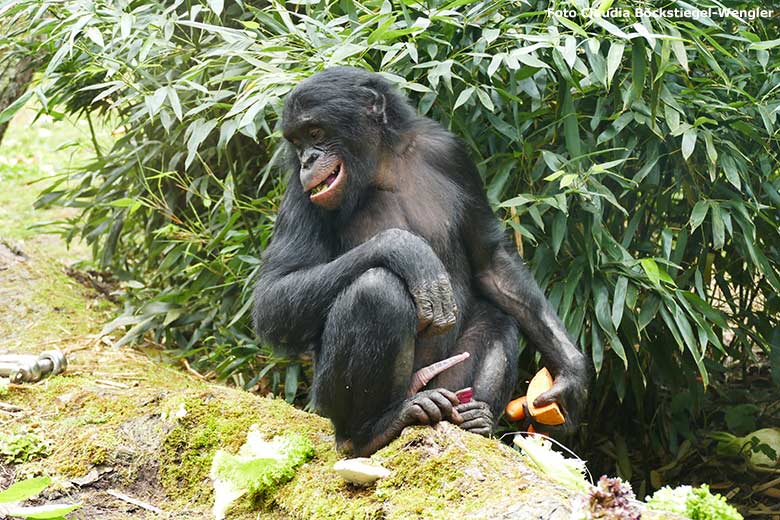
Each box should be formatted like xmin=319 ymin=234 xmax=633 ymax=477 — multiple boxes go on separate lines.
xmin=336 ymin=436 xmax=354 ymax=455
xmin=401 ymin=388 xmax=463 ymax=426
xmin=455 ymin=400 xmax=493 ymax=437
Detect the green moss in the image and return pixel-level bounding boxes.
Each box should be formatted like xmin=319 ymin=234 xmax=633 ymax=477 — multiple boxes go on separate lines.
xmin=158 ymin=392 xmax=331 ymax=504
xmin=268 ymin=423 xmax=546 ymax=520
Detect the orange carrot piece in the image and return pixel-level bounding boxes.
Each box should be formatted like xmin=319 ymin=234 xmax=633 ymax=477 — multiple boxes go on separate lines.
xmin=505 ymin=395 xmax=527 ymax=421
xmin=527 ymin=368 xmax=565 ymax=426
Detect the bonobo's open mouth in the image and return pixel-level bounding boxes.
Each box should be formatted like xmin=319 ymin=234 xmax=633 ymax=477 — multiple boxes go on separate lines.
xmin=310 ymin=161 xmax=342 ymax=197
xmin=307 ymin=159 xmax=347 ymax=209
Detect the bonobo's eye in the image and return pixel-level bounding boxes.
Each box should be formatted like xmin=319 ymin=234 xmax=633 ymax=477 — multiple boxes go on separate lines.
xmin=309 ymin=127 xmax=325 ymax=142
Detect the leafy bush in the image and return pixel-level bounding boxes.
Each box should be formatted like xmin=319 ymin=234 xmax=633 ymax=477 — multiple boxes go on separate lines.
xmin=2 ymin=0 xmax=779 ymax=470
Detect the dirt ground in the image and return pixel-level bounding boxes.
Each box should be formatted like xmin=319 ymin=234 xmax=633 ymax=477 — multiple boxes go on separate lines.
xmin=0 ymin=109 xmax=187 ymax=518
xmin=0 ymin=230 xmax=182 ymax=517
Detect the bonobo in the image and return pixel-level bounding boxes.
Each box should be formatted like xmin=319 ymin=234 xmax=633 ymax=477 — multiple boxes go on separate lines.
xmin=253 ymin=67 xmax=589 ymax=456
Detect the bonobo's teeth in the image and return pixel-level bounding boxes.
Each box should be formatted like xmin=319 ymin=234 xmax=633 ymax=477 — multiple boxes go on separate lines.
xmin=310 ymin=164 xmax=341 ymax=195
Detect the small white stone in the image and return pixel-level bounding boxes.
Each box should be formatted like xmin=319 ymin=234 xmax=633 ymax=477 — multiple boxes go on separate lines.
xmin=333 ymin=458 xmax=391 ymax=485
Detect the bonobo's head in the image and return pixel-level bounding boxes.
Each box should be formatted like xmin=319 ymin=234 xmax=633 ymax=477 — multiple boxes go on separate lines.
xmin=281 ymin=67 xmax=415 ymax=212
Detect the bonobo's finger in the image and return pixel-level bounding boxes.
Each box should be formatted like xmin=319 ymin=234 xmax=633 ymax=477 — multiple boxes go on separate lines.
xmin=443 ymin=287 xmax=458 ymax=326
xmin=421 ymin=278 xmax=457 ymax=336
xmin=440 ymin=276 xmax=458 ymax=316
xmin=533 ymin=384 xmax=566 ymax=408
xmin=449 ymin=408 xmax=464 ymax=424
xmin=415 ymin=397 xmax=443 ymax=423
xmin=414 ymin=292 xmax=434 ymax=333
xmin=457 ymin=408 xmax=491 ymax=423
xmin=460 ymin=419 xmax=492 ymax=436
xmin=460 ymin=416 xmax=491 ymax=428
xmin=429 ymin=291 xmax=447 ymax=334
xmin=455 ymin=401 xmax=490 ymax=413
xmin=435 ymin=388 xmax=461 ymax=406
xmin=423 ymin=297 xmax=447 ymax=336
xmin=437 ymin=278 xmax=457 ymax=326
xmin=412 ymin=280 xmax=435 ymax=329
xmin=408 ymin=403 xmax=430 ymax=425
xmin=428 ymin=391 xmax=454 ymax=417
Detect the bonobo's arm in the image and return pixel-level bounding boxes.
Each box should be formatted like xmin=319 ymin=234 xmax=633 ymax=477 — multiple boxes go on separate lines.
xmin=254 ymin=196 xmax=457 ymax=352
xmin=462 ymin=191 xmax=590 ymax=431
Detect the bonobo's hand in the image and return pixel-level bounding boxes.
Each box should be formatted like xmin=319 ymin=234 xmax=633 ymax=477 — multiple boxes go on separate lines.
xmin=409 ymin=274 xmax=458 ymax=337
xmin=455 ymin=400 xmax=493 ymax=437
xmin=400 ymin=388 xmax=463 ymax=427
xmin=378 ymin=229 xmax=458 ymax=336
xmin=528 ymin=359 xmax=590 ymax=435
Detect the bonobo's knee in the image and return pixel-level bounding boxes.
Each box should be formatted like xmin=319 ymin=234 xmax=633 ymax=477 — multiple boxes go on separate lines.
xmin=336 ymin=268 xmax=415 ymax=326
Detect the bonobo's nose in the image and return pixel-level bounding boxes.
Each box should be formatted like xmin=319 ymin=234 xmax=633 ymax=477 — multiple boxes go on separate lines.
xmin=301 ymin=148 xmax=321 ymax=170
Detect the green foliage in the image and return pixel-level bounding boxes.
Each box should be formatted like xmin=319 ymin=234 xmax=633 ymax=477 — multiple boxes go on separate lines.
xmin=0 ymin=477 xmax=51 ymax=504
xmin=2 ymin=0 xmax=779 ymax=468
xmin=0 ymin=431 xmax=48 ymax=463
xmin=687 ymin=485 xmax=743 ymax=520
xmin=211 ymin=432 xmax=315 ymax=495
xmin=0 ymin=476 xmax=81 ymax=519
xmin=211 ymin=430 xmax=315 ymax=517
xmin=647 ymin=484 xmax=743 ymax=520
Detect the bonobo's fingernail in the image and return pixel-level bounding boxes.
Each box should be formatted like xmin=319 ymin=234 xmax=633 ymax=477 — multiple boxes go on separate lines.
xmin=455 ymin=387 xmax=473 ymax=404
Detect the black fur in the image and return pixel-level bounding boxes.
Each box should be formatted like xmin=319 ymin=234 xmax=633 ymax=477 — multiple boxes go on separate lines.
xmin=253 ymin=67 xmax=590 ymax=455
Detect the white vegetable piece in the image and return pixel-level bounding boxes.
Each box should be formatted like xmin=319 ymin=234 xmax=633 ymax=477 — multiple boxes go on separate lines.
xmin=333 ymin=458 xmax=391 ymax=485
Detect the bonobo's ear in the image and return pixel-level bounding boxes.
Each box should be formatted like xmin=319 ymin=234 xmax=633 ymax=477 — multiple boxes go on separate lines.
xmin=363 ymin=87 xmax=387 ymax=124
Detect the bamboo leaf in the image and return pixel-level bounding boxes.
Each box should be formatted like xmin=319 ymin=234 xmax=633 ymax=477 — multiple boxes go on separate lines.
xmin=207 ymin=0 xmax=224 ymax=15
xmin=711 ymin=202 xmax=725 ymax=250
xmin=561 ymin=87 xmax=581 ymax=159
xmin=681 ymin=128 xmax=697 ymax=160
xmin=641 ymin=258 xmax=661 ymax=286
xmin=562 ymin=36 xmax=577 ymax=68
xmin=606 ymin=41 xmax=624 ymax=87
xmin=689 ymin=201 xmax=709 ymax=231
xmin=612 ymin=276 xmax=628 ymax=329
xmin=631 ymin=41 xmax=646 ymax=100
xmin=453 ymin=87 xmax=474 ymax=110
xmin=475 ymin=88 xmax=494 ymax=111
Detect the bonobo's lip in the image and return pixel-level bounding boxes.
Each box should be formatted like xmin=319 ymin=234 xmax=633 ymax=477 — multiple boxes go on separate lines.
xmin=306 ymin=160 xmax=347 ymax=210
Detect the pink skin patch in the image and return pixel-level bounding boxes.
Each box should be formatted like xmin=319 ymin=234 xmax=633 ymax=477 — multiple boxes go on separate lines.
xmin=455 ymin=387 xmax=473 ymax=404
xmin=407 ymin=352 xmax=471 ymax=396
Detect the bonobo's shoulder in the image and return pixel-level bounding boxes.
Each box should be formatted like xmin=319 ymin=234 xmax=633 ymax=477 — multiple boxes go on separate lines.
xmin=407 ymin=117 xmax=460 ymax=151
xmin=405 ymin=117 xmax=482 ymax=189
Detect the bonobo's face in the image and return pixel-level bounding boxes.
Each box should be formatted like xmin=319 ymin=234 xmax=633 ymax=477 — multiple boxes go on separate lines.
xmin=282 ymin=69 xmax=388 ymax=212
xmin=283 ymin=120 xmax=349 ymax=211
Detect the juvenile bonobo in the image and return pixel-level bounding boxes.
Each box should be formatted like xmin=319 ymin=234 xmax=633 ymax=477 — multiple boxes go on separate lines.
xmin=253 ymin=67 xmax=589 ymax=456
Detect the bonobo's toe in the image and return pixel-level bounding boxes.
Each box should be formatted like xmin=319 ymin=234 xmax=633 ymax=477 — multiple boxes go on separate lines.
xmin=403 ymin=388 xmax=462 ymax=426
xmin=455 ymin=401 xmax=493 ymax=437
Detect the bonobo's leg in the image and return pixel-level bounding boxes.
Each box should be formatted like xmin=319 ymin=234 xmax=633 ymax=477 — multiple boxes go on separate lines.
xmin=429 ymin=301 xmax=519 ymax=436
xmin=313 ymin=267 xmax=462 ymax=456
